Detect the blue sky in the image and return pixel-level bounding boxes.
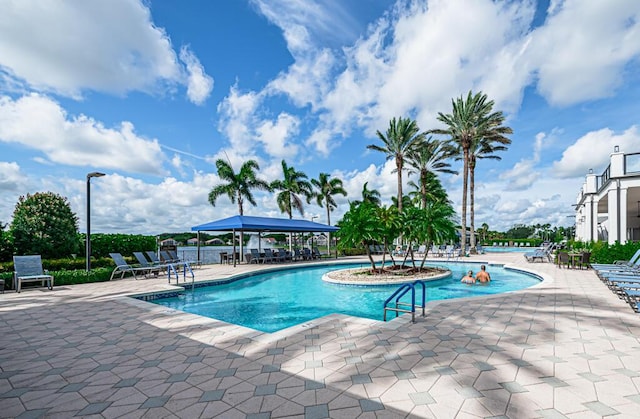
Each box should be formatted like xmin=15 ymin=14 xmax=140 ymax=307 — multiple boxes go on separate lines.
xmin=1 ymin=0 xmax=639 ymax=235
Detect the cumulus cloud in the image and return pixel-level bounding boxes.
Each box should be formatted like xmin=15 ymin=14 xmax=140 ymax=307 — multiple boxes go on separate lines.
xmin=0 ymin=161 xmax=25 ymax=191
xmin=553 ymin=126 xmax=640 ymax=178
xmin=179 ymin=46 xmax=214 ymax=105
xmin=500 ymin=132 xmax=547 ymax=190
xmin=0 ymin=0 xmax=212 ymax=103
xmin=0 ymin=94 xmax=167 ymax=175
xmin=529 ymin=0 xmax=640 ymax=106
xmin=256 ymin=113 xmax=300 ymax=158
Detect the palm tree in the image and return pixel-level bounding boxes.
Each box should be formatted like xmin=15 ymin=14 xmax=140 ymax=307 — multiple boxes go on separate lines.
xmin=465 ymin=136 xmax=510 ymax=252
xmin=209 ymin=159 xmax=271 ymax=259
xmin=311 ymin=173 xmax=347 ymax=255
xmin=406 ymin=137 xmax=457 ymax=209
xmin=271 ymin=160 xmax=313 ymax=219
xmin=408 ymin=171 xmax=450 ymax=208
xmin=367 ymin=117 xmax=425 ymax=212
xmin=352 ymin=182 xmax=381 ymax=207
xmin=429 ymin=91 xmax=512 ymax=254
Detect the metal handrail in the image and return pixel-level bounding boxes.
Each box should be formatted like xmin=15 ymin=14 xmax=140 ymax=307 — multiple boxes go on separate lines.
xmin=383 ymin=280 xmax=427 ymax=322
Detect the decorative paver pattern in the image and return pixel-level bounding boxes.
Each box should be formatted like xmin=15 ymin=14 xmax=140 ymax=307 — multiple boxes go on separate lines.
xmin=1 ymin=253 xmax=640 ymax=418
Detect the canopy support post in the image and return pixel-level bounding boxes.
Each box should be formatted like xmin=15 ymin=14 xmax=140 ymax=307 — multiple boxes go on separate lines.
xmin=233 ymin=229 xmax=237 ymax=267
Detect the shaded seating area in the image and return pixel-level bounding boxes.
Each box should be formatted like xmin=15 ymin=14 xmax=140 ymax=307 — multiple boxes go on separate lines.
xmin=109 ymin=253 xmax=152 ymax=280
xmin=191 ymin=215 xmax=339 ymax=267
xmin=13 ymin=255 xmax=54 ymax=293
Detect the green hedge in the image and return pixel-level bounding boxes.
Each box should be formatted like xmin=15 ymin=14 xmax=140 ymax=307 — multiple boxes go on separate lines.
xmin=86 ymin=233 xmax=156 ymax=258
xmin=0 ymin=267 xmax=112 ymax=290
xmin=570 ymin=241 xmax=640 ymax=264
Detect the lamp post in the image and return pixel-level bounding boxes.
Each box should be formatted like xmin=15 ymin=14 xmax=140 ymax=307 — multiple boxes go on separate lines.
xmin=86 ymin=172 xmax=105 ymax=272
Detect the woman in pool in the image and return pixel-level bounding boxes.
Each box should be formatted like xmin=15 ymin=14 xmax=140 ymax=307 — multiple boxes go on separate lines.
xmin=461 ymin=270 xmax=476 ymax=284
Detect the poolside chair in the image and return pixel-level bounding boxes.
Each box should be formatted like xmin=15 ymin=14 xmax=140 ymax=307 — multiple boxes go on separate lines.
xmin=250 ymin=249 xmax=264 ymax=264
xmin=263 ymin=248 xmax=276 ymax=263
xmin=303 ymin=248 xmax=313 ymax=260
xmin=13 ymin=255 xmax=54 ymax=293
xmin=279 ymin=248 xmax=293 ymax=262
xmin=312 ymin=247 xmax=322 ymax=259
xmin=576 ymin=252 xmax=591 ymax=270
xmin=133 ymin=252 xmax=164 ymax=277
xmin=557 ymin=252 xmax=570 ymax=269
xmin=592 ymin=249 xmax=640 ymax=270
xmin=109 ymin=253 xmax=149 ymax=280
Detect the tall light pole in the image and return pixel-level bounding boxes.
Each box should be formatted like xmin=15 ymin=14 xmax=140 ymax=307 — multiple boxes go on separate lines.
xmin=86 ymin=172 xmax=105 ymax=272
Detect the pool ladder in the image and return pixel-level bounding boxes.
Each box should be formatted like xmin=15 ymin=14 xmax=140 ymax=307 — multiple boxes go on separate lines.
xmin=383 ymin=280 xmax=426 ymax=323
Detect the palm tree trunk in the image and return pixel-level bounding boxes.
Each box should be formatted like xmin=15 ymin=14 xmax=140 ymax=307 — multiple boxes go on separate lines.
xmin=461 ymin=149 xmax=469 ymax=255
xmin=326 ymin=200 xmax=331 ymax=257
xmin=469 ymin=160 xmax=476 ymax=254
xmin=396 ymin=157 xmax=403 ymax=212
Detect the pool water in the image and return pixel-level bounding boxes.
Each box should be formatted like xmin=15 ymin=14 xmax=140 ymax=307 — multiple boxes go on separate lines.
xmin=151 ymin=262 xmax=540 ymax=333
xmin=484 ymin=246 xmax=534 ymax=253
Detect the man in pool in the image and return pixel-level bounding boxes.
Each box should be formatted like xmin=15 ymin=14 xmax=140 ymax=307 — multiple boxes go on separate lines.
xmin=476 ymin=265 xmax=491 ymax=283
xmin=461 ymin=270 xmax=475 ymax=284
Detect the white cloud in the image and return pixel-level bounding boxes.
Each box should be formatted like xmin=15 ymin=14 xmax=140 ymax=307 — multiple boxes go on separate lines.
xmin=256 ymin=113 xmax=300 ymax=158
xmin=0 ymin=161 xmax=25 ymax=191
xmin=553 ymin=126 xmax=640 ymax=178
xmin=179 ymin=46 xmax=214 ymax=105
xmin=0 ymin=0 xmax=213 ymax=102
xmin=0 ymin=94 xmax=167 ymax=175
xmin=500 ymin=132 xmax=547 ymax=190
xmin=529 ymin=0 xmax=640 ymax=106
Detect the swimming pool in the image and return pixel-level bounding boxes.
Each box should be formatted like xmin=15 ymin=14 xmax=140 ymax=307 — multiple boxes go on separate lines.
xmin=484 ymin=246 xmax=534 ymax=253
xmin=150 ymin=262 xmax=541 ymax=333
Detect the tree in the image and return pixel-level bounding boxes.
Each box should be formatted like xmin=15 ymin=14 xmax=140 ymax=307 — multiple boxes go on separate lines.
xmin=336 ymin=201 xmax=384 ymax=272
xmin=367 ymin=117 xmax=425 ymax=212
xmin=408 ymin=171 xmax=450 ymax=208
xmin=480 ymin=222 xmax=489 ymax=244
xmin=352 ymin=182 xmax=381 ymax=207
xmin=208 ymin=159 xmax=271 ymax=258
xmin=430 ymin=91 xmax=512 ymax=254
xmin=10 ymin=192 xmax=80 ymax=259
xmin=271 ymin=160 xmax=313 ymax=219
xmin=208 ymin=159 xmax=271 ymax=215
xmin=0 ymin=221 xmax=13 ymax=262
xmin=406 ymin=137 xmax=457 ymax=209
xmin=311 ymin=173 xmax=347 ymax=255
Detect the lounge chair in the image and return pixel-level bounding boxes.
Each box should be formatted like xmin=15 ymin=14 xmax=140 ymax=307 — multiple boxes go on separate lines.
xmin=13 ymin=255 xmax=54 ymax=293
xmin=133 ymin=252 xmax=164 ymax=277
xmin=263 ymin=248 xmax=276 ymax=263
xmin=312 ymin=247 xmax=322 ymax=259
xmin=592 ymin=249 xmax=640 ymax=270
xmin=557 ymin=252 xmax=570 ymax=268
xmin=109 ymin=253 xmax=150 ymax=280
xmin=303 ymin=248 xmax=313 ymax=260
xmin=250 ymin=249 xmax=264 ymax=264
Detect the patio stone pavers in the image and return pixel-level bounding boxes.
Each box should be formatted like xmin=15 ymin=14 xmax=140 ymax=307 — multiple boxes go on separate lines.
xmin=2 ymin=254 xmax=640 ymax=417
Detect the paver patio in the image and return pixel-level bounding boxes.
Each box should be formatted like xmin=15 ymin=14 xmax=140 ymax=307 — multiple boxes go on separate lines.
xmin=1 ymin=252 xmax=640 ymax=418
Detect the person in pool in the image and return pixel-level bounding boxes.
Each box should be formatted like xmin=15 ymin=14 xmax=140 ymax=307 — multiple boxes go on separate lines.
xmin=461 ymin=270 xmax=476 ymax=284
xmin=475 ymin=265 xmax=491 ymax=283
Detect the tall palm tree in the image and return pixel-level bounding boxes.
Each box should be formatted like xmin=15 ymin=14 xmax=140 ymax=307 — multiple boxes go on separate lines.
xmin=406 ymin=137 xmax=457 ymax=209
xmin=466 ymin=137 xmax=509 ymax=252
xmin=208 ymin=159 xmax=271 ymax=215
xmin=311 ymin=173 xmax=347 ymax=255
xmin=271 ymin=160 xmax=313 ymax=219
xmin=271 ymin=160 xmax=313 ymax=251
xmin=408 ymin=171 xmax=450 ymax=208
xmin=367 ymin=117 xmax=425 ymax=212
xmin=208 ymin=159 xmax=271 ymax=258
xmin=429 ymin=91 xmax=512 ymax=254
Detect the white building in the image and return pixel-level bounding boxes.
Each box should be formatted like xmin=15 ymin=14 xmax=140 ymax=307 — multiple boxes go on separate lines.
xmin=575 ymin=146 xmax=640 ymax=244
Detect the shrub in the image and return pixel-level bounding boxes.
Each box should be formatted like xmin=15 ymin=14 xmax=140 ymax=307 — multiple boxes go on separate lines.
xmin=0 ymin=267 xmax=112 ymax=289
xmin=88 ymin=233 xmax=156 ymax=258
xmin=10 ymin=192 xmax=80 ymax=259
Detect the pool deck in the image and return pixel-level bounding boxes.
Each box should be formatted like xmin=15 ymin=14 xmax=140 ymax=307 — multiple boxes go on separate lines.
xmin=1 ymin=253 xmax=640 ymax=418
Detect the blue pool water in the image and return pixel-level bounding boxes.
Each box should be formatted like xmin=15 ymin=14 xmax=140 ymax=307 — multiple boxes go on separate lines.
xmin=151 ymin=262 xmax=541 ymax=333
xmin=484 ymin=246 xmax=534 ymax=253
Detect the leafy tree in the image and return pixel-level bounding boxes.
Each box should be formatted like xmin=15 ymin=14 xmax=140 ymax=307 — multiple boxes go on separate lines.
xmin=406 ymin=137 xmax=456 ymax=209
xmin=505 ymin=224 xmax=535 ymax=239
xmin=271 ymin=160 xmax=313 ymax=219
xmin=10 ymin=192 xmax=80 ymax=259
xmin=311 ymin=172 xmax=347 ymax=255
xmin=336 ymin=201 xmax=385 ymax=272
xmin=430 ymin=91 xmax=512 ymax=254
xmin=0 ymin=221 xmax=13 ymax=262
xmin=367 ymin=117 xmax=425 ymax=212
xmin=408 ymin=171 xmax=450 ymax=208
xmin=208 ymin=159 xmax=271 ymax=215
xmin=376 ymin=204 xmax=401 ymax=267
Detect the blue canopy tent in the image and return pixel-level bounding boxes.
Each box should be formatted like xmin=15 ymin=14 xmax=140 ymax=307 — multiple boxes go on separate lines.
xmin=191 ymin=215 xmax=339 ymax=266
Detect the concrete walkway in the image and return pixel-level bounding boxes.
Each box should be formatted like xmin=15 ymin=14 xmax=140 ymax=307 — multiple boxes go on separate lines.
xmin=1 ymin=253 xmax=639 ymax=418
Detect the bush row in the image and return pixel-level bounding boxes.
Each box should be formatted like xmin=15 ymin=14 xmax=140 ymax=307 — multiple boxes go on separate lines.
xmin=0 ymin=267 xmax=113 ymax=290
